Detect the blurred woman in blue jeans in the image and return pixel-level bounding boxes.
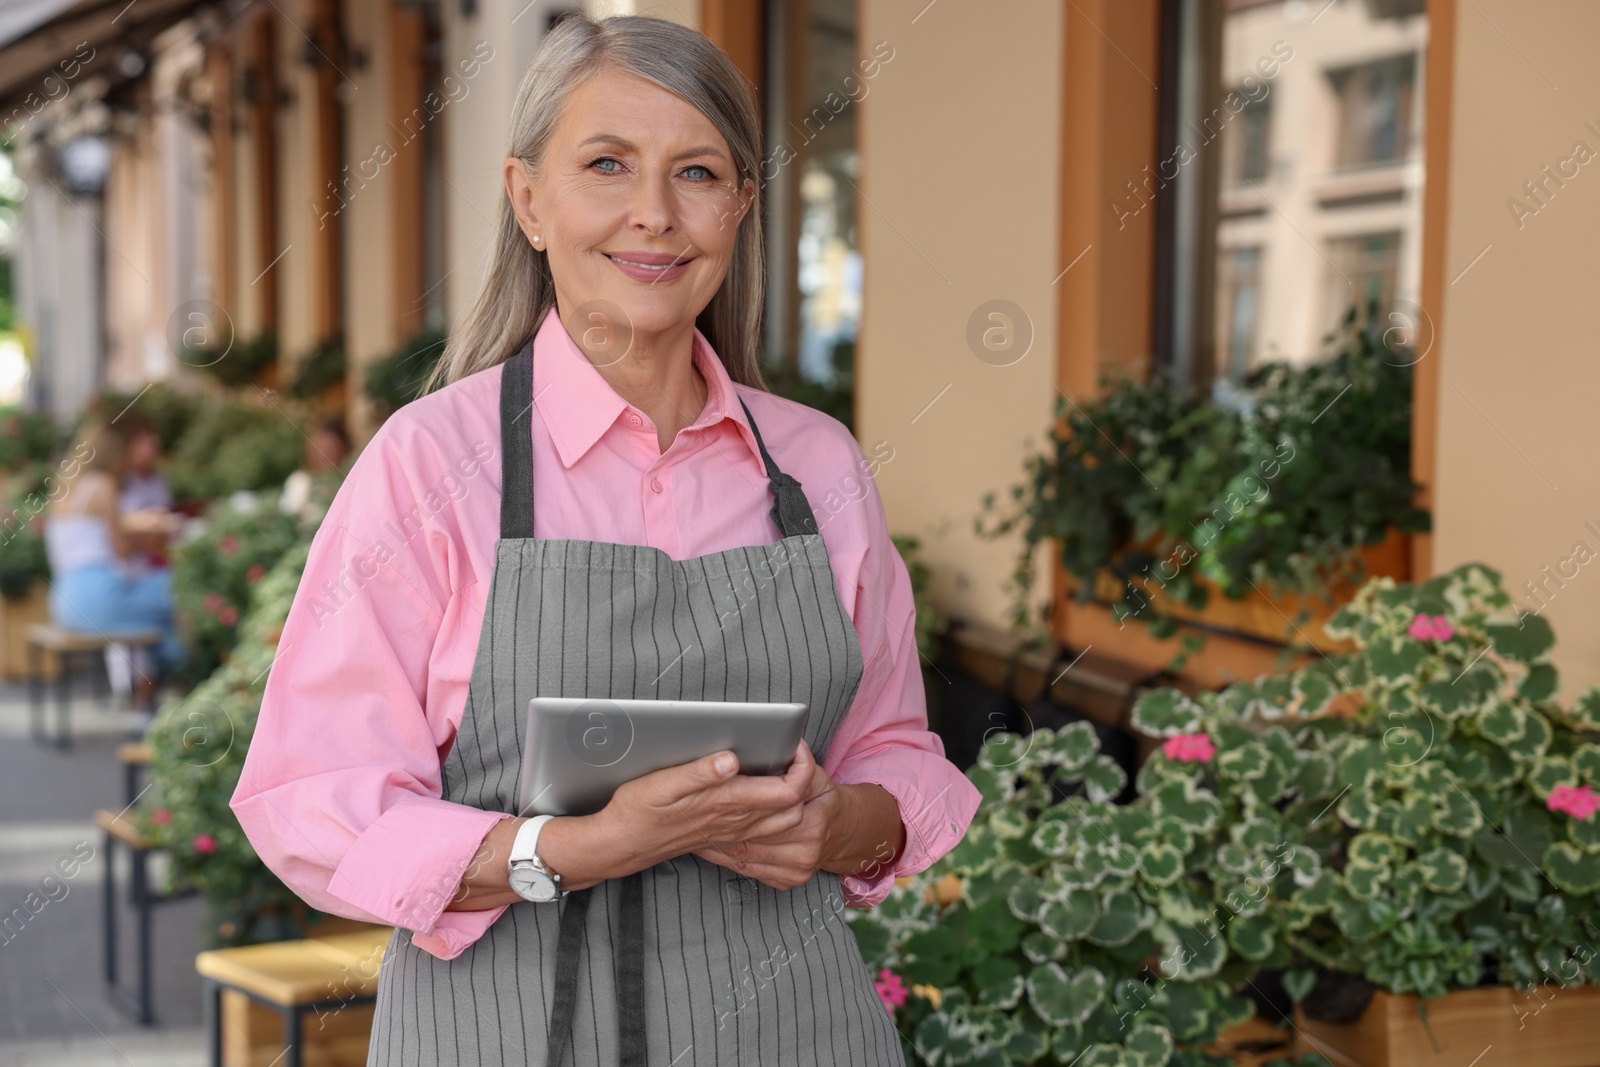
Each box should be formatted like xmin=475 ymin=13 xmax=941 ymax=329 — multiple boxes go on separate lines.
xmin=44 ymin=419 xmax=184 ymax=711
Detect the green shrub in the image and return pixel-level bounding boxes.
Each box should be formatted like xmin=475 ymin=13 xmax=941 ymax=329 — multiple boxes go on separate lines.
xmin=851 ymin=563 xmax=1600 ymax=1063
xmin=288 ymin=335 xmax=347 ymax=400
xmin=170 ymin=498 xmax=301 ymax=683
xmin=0 ymin=407 xmax=61 ymax=469
xmin=364 ymin=329 xmax=447 ymax=416
xmin=185 ymin=330 xmax=278 ymax=389
xmin=166 ymin=400 xmax=307 ymax=504
xmin=141 ymin=540 xmax=321 ymax=946
xmin=82 ymin=383 xmax=200 ymax=453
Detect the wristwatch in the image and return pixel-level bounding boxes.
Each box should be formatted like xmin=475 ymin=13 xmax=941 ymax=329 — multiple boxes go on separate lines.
xmin=507 ymin=815 xmax=565 ymax=903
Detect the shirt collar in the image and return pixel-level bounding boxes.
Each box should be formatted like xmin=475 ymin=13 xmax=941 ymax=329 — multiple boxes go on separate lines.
xmin=530 ymin=304 xmax=766 ymax=471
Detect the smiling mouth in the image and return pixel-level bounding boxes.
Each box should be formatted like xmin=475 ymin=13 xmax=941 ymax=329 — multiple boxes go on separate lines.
xmin=604 ymin=253 xmax=695 ymax=271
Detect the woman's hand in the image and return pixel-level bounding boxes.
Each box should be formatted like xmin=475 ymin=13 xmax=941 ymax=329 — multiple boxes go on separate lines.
xmin=689 ymin=740 xmax=839 ymax=889
xmin=605 ymin=743 xmax=814 ymax=864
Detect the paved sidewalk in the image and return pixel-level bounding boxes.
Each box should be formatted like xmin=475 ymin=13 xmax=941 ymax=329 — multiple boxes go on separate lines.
xmin=0 ymin=678 xmax=206 ymax=1064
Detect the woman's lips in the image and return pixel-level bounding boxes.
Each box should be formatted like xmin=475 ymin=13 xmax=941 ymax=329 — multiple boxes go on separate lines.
xmin=604 ymin=253 xmax=694 ymax=282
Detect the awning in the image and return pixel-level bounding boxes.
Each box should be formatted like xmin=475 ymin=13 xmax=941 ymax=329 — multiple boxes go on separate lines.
xmin=0 ymin=0 xmax=228 ymax=122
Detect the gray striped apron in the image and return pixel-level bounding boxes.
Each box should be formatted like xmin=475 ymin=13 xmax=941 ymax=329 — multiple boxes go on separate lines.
xmin=366 ymin=340 xmax=907 ymax=1066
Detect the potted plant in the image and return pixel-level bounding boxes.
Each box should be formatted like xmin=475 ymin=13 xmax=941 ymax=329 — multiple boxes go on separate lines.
xmin=287 ymin=334 xmax=348 ymax=410
xmin=1131 ymin=562 xmax=1600 ymax=1067
xmin=847 ymin=700 xmax=1340 ymax=1066
xmin=1274 ymin=565 xmax=1596 ymax=1065
xmin=184 ymin=329 xmax=279 ymax=390
xmin=976 ymin=298 xmax=1429 ymax=662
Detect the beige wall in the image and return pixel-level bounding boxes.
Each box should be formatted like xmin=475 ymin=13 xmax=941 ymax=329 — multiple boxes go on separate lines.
xmin=1431 ymin=0 xmax=1600 ymax=695
xmin=855 ymin=0 xmax=1061 ymax=630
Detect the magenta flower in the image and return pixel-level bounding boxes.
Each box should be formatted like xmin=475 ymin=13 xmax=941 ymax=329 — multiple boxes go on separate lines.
xmin=874 ymin=968 xmax=908 ymax=1011
xmin=1407 ymin=613 xmax=1455 ymax=642
xmin=151 ymin=809 xmax=172 ymax=826
xmin=192 ymin=833 xmax=218 ymax=855
xmin=1163 ymin=733 xmax=1216 ymax=764
xmin=217 ymin=536 xmax=239 ymax=556
xmin=1548 ymin=784 xmax=1599 ymax=821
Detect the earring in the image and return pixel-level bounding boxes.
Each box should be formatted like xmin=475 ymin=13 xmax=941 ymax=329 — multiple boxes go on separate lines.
xmin=532 ymin=235 xmax=541 ymax=246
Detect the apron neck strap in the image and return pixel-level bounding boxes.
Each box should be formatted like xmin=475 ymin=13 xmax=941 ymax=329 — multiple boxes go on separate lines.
xmin=500 ymin=341 xmax=537 ymax=540
xmin=498 ymin=341 xmax=822 ymax=541
xmin=737 ymin=396 xmax=819 ymax=538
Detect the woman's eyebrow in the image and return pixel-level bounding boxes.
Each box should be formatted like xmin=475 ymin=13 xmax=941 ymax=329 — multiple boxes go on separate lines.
xmin=576 ymin=133 xmax=727 ymax=162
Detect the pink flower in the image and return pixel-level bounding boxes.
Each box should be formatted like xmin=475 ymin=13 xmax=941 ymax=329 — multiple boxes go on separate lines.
xmin=1408 ymin=613 xmax=1455 ymax=642
xmin=1163 ymin=733 xmax=1216 ymax=764
xmin=874 ymin=968 xmax=908 ymax=1011
xmin=246 ymin=563 xmax=266 ymax=584
xmin=151 ymin=809 xmax=172 ymax=826
xmin=219 ymin=606 xmax=239 ymax=626
xmin=217 ymin=536 xmax=239 ymax=556
xmin=192 ymin=834 xmax=217 ymax=855
xmin=203 ymin=593 xmax=224 ymax=614
xmin=1548 ymin=784 xmax=1599 ymax=821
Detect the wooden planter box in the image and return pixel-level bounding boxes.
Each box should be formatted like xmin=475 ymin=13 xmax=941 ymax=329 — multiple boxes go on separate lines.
xmin=1294 ymin=986 xmax=1600 ymax=1067
xmin=0 ymin=582 xmax=57 ymax=680
xmin=1073 ymin=529 xmax=1410 ymax=654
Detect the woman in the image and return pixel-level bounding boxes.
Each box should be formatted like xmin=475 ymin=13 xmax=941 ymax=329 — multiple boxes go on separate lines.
xmin=44 ymin=420 xmax=183 ymax=710
xmin=230 ymin=14 xmax=979 ymax=1066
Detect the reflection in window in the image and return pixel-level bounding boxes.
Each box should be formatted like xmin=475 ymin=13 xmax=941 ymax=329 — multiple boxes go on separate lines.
xmin=1217 ymin=246 xmax=1262 ymax=378
xmin=1160 ymin=0 xmax=1427 ymax=383
xmin=1221 ymin=91 xmax=1273 ymax=186
xmin=1324 ymin=231 xmax=1401 ymax=336
xmin=1329 ymin=54 xmax=1416 ymax=170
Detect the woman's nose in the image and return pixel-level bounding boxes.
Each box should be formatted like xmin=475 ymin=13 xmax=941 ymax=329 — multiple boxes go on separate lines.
xmin=628 ymin=172 xmax=676 ymax=235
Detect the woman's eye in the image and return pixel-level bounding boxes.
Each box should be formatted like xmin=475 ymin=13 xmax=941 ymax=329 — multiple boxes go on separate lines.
xmin=587 ymin=157 xmax=717 ymax=181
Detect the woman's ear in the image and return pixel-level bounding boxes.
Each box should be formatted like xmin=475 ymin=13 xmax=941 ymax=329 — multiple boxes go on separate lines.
xmin=504 ymin=157 xmax=543 ymax=246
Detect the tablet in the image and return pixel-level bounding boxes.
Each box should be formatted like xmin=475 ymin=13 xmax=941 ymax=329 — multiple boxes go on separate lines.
xmin=517 ymin=696 xmax=810 ymax=817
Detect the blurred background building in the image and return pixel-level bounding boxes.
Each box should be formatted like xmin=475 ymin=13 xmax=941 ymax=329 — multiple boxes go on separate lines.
xmin=1 ymin=0 xmax=1598 ymax=696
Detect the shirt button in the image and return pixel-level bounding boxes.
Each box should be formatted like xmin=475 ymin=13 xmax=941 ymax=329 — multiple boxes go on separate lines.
xmin=627 ymin=412 xmax=643 ymax=428
xmin=650 ymin=477 xmax=663 ymax=493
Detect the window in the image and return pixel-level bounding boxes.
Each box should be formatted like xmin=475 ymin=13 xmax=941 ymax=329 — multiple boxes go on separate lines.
xmin=760 ymin=0 xmax=860 ymax=424
xmin=1154 ymin=0 xmax=1427 ymax=384
xmin=1221 ymin=90 xmax=1272 ymax=186
xmin=1324 ymin=230 xmax=1401 ymax=335
xmin=1329 ymin=53 xmax=1416 ymax=170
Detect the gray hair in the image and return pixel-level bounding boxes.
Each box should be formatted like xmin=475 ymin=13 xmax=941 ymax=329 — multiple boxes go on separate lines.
xmin=425 ymin=14 xmax=767 ymax=394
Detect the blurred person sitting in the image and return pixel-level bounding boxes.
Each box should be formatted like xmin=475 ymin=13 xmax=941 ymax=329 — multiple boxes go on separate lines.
xmin=279 ymin=417 xmax=353 ymax=521
xmin=45 ymin=419 xmax=185 ymax=714
xmin=117 ymin=422 xmax=174 ymax=570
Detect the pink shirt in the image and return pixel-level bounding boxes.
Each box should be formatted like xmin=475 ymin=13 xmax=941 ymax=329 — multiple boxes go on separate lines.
xmin=230 ymin=305 xmax=980 ymax=961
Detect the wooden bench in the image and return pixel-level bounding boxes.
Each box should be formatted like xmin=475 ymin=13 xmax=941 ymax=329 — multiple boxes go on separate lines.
xmin=27 ymin=624 xmax=162 ymax=748
xmin=95 ymin=806 xmax=197 ymax=1025
xmin=118 ymin=741 xmax=153 ymax=806
xmin=197 ymin=924 xmax=394 ymax=1067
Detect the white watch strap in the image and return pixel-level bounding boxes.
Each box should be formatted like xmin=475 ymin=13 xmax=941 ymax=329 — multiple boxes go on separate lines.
xmin=509 ymin=814 xmax=556 ymax=866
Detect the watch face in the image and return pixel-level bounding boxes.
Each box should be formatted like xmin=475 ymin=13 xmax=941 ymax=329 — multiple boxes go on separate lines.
xmin=509 ymin=863 xmax=559 ymax=903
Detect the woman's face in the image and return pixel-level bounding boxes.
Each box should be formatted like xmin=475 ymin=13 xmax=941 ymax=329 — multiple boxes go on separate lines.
xmin=506 ymin=65 xmax=754 ymax=340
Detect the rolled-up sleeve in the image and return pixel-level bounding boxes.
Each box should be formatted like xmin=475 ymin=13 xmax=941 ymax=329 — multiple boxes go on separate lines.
xmin=229 ymin=430 xmax=512 ymax=960
xmin=821 ymin=444 xmax=981 ymax=909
